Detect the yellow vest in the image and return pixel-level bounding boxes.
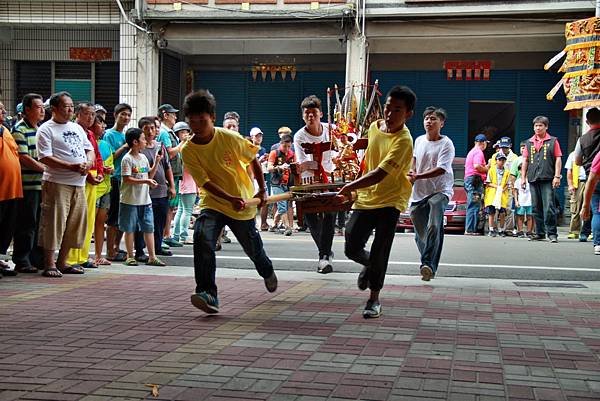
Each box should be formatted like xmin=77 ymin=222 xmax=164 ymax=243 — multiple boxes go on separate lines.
xmin=484 ymin=165 xmax=510 ymax=208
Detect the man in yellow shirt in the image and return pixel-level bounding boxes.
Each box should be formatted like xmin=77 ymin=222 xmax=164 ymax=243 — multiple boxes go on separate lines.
xmin=338 ymin=86 xmax=416 ymax=319
xmin=181 ymin=90 xmax=278 ymax=314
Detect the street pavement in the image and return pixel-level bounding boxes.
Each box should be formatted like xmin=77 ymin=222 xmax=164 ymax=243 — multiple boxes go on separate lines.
xmin=161 ymin=228 xmax=600 ymax=281
xmin=1 ymin=234 xmax=600 ymax=400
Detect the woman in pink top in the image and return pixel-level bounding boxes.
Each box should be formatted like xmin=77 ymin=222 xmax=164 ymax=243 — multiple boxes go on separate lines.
xmin=580 ymin=151 xmax=600 ymax=255
xmin=173 ymin=124 xmax=198 ymax=244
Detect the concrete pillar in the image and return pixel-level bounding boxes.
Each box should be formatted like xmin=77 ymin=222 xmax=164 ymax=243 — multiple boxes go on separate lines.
xmin=345 ymin=33 xmax=368 ymax=88
xmin=119 ymin=17 xmax=138 ymax=118
xmin=135 ymin=31 xmax=159 ymax=117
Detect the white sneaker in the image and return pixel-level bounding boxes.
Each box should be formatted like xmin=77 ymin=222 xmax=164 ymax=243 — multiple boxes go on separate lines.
xmin=595 ymin=245 xmax=600 ymax=255
xmin=317 ymin=255 xmax=333 ymax=274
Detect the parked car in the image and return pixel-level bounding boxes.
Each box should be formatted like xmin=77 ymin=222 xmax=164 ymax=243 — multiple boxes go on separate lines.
xmin=397 ymin=157 xmax=467 ymax=233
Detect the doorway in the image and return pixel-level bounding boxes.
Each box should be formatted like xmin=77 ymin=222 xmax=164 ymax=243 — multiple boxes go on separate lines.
xmin=468 ymin=101 xmax=516 ymax=160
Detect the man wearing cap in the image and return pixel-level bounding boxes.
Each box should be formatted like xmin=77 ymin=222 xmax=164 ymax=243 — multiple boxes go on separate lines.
xmin=250 ymin=127 xmax=271 ymax=230
xmin=521 ymin=116 xmax=563 ymax=242
xmin=157 ymin=104 xmax=185 ymax=248
xmin=94 ymin=104 xmax=107 ymax=122
xmin=11 ymin=93 xmax=46 ymax=273
xmin=464 ymin=134 xmax=489 ymax=235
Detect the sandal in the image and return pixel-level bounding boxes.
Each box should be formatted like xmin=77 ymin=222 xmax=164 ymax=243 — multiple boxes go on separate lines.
xmin=42 ymin=268 xmax=63 ymax=278
xmin=124 ymin=257 xmax=138 ymax=266
xmin=16 ymin=265 xmax=39 ymax=273
xmin=146 ymin=257 xmax=166 ymax=267
xmin=59 ymin=265 xmax=85 ymax=274
xmin=95 ymin=258 xmax=111 ymax=266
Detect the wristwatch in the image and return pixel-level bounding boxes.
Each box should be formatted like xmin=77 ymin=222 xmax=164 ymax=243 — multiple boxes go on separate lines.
xmin=554 ymin=175 xmax=562 ymax=179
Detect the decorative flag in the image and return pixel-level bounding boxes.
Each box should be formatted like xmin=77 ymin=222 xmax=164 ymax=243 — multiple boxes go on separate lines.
xmin=546 ymin=16 xmax=600 ymax=110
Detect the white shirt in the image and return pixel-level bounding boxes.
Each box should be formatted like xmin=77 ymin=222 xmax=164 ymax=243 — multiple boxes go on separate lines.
xmin=36 ymin=119 xmax=93 ymax=187
xmin=564 ymin=152 xmax=587 ymax=181
xmin=293 ymin=123 xmax=335 ymax=179
xmin=514 ymin=177 xmax=532 ymax=207
xmin=120 ymin=152 xmax=152 ymax=206
xmin=411 ymin=134 xmax=455 ymax=202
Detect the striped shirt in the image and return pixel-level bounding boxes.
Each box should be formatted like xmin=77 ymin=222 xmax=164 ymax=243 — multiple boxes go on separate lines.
xmin=11 ymin=119 xmax=42 ymax=191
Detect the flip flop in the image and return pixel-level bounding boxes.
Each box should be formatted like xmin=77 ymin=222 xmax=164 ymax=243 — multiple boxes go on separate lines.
xmin=42 ymin=268 xmax=63 ymax=278
xmin=59 ymin=265 xmax=84 ymax=274
xmin=95 ymin=258 xmax=111 ymax=266
xmin=1 ymin=267 xmax=18 ymax=277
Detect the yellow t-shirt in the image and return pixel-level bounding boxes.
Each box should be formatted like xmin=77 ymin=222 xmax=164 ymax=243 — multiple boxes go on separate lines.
xmin=353 ymin=120 xmax=413 ymax=211
xmin=181 ymin=127 xmax=259 ymax=220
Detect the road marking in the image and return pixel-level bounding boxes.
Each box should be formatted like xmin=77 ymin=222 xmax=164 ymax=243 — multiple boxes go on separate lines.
xmin=162 ymin=254 xmax=600 ymax=272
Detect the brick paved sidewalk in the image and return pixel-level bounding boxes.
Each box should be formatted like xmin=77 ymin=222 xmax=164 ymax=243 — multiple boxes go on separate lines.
xmin=1 ymin=271 xmax=600 ymax=401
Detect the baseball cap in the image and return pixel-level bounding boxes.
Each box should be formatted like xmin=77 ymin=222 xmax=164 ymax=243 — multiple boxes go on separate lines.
xmin=499 ymin=136 xmax=512 ymax=148
xmin=249 ymin=127 xmax=263 ymax=137
xmin=173 ymin=121 xmax=190 ymax=133
xmin=158 ymin=104 xmax=179 ymax=114
xmin=277 ymin=126 xmax=292 ymax=135
xmin=493 ymin=140 xmax=500 ymax=148
xmin=94 ymin=104 xmax=107 ymax=114
xmin=474 ymin=134 xmax=488 ymax=142
xmin=16 ymin=103 xmax=23 ymax=113
xmin=495 ymin=152 xmax=507 ymax=160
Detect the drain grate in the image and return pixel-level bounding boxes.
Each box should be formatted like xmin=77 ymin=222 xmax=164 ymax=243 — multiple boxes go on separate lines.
xmin=513 ymin=282 xmax=588 ymax=288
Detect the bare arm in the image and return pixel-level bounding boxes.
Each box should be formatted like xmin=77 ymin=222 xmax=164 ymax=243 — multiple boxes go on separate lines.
xmin=567 ymin=169 xmax=574 ymax=192
xmin=339 ymin=167 xmax=388 ymax=195
xmin=552 ymin=157 xmax=562 ymax=189
xmin=167 ymin=143 xmax=182 ymax=159
xmin=521 ymin=158 xmax=529 ymax=188
xmin=581 ymin=171 xmax=600 ymax=221
xmin=123 ymin=176 xmax=155 ymax=186
xmin=19 ymin=154 xmax=45 ymax=172
xmin=113 ymin=143 xmax=129 ymax=159
xmin=410 ymin=166 xmax=445 ymax=182
xmin=39 ymin=156 xmax=81 ymax=172
xmin=474 ymin=163 xmax=488 ymax=174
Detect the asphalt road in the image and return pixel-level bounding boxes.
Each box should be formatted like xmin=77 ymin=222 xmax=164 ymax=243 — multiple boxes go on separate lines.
xmin=159 ymin=228 xmax=600 ymax=281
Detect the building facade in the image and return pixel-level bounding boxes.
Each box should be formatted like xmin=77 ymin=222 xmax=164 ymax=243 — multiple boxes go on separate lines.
xmin=0 ymin=0 xmax=593 ymax=153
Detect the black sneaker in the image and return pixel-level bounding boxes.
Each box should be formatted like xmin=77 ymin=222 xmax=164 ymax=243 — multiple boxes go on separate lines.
xmin=264 ymin=272 xmax=278 ymax=293
xmin=529 ymin=234 xmax=546 ymax=241
xmin=357 ymin=266 xmax=369 ymax=291
xmin=156 ymin=249 xmax=173 ymax=256
xmin=516 ymin=231 xmax=525 ymax=238
xmin=499 ymin=231 xmax=507 ymax=238
xmin=363 ymin=300 xmax=381 ymax=319
xmin=221 ymin=234 xmax=232 ymax=244
xmin=190 ymin=292 xmax=220 ymax=314
xmin=489 ymin=229 xmax=497 ymax=238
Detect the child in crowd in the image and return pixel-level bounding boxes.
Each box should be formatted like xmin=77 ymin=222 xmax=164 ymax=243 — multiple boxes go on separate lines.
xmin=513 ymin=161 xmax=534 ymax=238
xmin=138 ymin=117 xmax=175 ymax=259
xmin=484 ymin=153 xmax=510 ymax=237
xmin=173 ymin=122 xmax=197 ymax=245
xmin=119 ymin=128 xmax=166 ymax=267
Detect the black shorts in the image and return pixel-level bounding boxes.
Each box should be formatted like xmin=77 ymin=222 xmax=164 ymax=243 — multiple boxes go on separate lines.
xmin=486 ymin=205 xmax=506 ymax=215
xmin=106 ymin=177 xmax=121 ymax=227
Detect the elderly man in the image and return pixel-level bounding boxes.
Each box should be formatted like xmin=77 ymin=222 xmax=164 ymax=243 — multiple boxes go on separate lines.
xmin=0 ymin=101 xmax=23 ymax=276
xmin=36 ymin=92 xmax=95 ymax=277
